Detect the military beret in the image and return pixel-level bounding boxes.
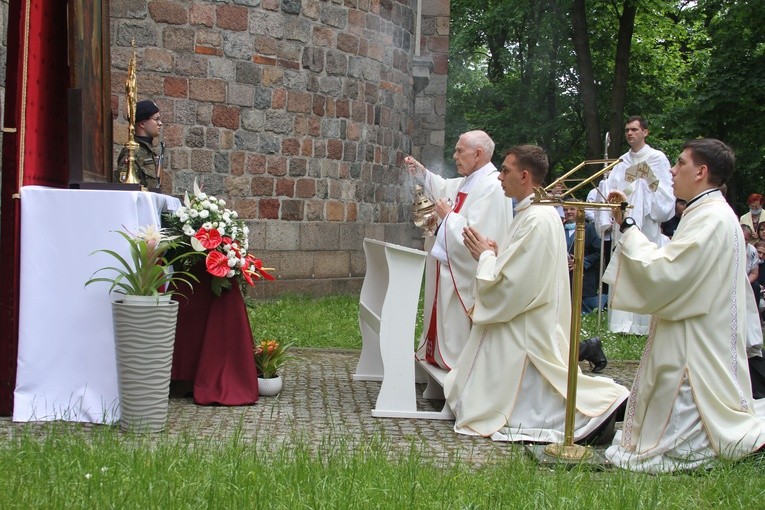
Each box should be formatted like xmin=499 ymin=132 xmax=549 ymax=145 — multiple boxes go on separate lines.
xmin=135 ymin=100 xmax=159 ymax=123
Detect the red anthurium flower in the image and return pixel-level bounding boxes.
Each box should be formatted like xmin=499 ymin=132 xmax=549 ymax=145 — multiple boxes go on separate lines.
xmin=195 ymin=228 xmax=223 ymax=250
xmin=206 ymin=251 xmax=230 ymax=277
xmin=242 ymin=263 xmax=256 ymax=286
xmin=247 ymin=254 xmax=275 ymax=281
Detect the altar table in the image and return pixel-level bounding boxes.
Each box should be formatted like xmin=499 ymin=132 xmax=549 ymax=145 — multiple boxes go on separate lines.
xmin=13 ymin=186 xmax=180 ymax=424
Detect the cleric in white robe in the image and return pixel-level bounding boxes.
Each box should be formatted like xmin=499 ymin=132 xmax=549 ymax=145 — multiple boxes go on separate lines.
xmin=595 ymin=116 xmax=675 ymax=335
xmin=603 ymin=138 xmax=765 ymax=473
xmin=444 ymin=144 xmax=629 ymax=443
xmin=406 ymin=131 xmax=513 ymax=370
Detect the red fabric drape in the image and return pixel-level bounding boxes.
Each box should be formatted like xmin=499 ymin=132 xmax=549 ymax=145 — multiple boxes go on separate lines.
xmin=172 ymin=267 xmax=259 ymax=406
xmin=0 ymin=0 xmax=70 ymax=415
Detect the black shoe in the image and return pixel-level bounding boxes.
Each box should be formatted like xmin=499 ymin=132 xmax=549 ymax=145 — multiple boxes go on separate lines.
xmin=579 ymin=337 xmax=607 ymax=373
xmin=578 ymin=408 xmax=617 ymax=446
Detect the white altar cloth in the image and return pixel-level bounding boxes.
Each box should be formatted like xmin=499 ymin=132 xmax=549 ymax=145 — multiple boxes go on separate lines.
xmin=14 ymin=186 xmax=181 ymax=424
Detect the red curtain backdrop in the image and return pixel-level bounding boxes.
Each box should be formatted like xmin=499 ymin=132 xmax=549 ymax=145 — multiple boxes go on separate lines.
xmin=0 ymin=0 xmax=70 ymax=415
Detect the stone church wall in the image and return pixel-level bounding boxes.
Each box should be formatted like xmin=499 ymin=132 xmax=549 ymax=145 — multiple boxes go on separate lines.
xmin=109 ymin=0 xmax=449 ymax=297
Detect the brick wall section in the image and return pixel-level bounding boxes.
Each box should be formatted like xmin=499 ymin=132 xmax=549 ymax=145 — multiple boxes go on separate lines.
xmin=109 ymin=0 xmax=449 ymax=297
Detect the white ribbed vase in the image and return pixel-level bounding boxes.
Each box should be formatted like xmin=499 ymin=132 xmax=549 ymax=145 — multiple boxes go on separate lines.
xmin=112 ymin=299 xmax=179 ymax=432
xmin=257 ymin=375 xmax=283 ymax=396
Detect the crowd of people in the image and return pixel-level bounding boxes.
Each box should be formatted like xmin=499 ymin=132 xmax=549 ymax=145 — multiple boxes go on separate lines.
xmin=405 ymin=118 xmax=765 ymax=473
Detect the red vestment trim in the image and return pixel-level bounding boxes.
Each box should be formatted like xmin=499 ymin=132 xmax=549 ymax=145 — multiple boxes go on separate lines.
xmin=423 ymin=191 xmax=471 ymax=369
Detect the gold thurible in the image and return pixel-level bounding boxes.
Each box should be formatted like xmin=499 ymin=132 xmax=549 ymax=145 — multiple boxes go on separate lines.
xmin=121 ymin=39 xmax=141 ymax=186
xmin=412 ymin=184 xmax=438 ymax=236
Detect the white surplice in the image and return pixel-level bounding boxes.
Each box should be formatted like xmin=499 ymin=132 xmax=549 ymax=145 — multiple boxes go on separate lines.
xmin=443 ymin=196 xmax=629 ymax=441
xmin=415 ymin=164 xmax=513 ymax=369
xmin=603 ymin=190 xmax=765 ymax=472
xmin=595 ymin=144 xmax=675 ymax=335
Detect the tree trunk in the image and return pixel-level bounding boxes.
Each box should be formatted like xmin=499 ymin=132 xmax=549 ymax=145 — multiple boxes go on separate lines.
xmin=570 ymin=0 xmax=601 ymax=159
xmin=608 ymin=0 xmax=638 ymax=158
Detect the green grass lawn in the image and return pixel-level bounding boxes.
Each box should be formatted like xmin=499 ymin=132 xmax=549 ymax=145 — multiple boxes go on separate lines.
xmin=3 ymin=294 xmax=764 ymax=508
xmin=248 ymin=294 xmax=366 ymax=350
xmin=2 ymin=420 xmax=764 ymax=509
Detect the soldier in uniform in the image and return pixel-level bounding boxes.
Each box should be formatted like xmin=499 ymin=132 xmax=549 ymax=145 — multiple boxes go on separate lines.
xmin=115 ymin=100 xmax=163 ymax=188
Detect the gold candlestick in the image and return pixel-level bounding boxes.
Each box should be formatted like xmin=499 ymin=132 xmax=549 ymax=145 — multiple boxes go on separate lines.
xmin=121 ymin=40 xmax=141 ymax=186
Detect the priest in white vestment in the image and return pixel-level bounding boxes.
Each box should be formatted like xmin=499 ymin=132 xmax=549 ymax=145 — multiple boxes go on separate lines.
xmin=444 ymin=144 xmax=629 ymax=443
xmin=406 ymin=131 xmax=513 ymax=370
xmin=603 ymin=138 xmax=765 ymax=473
xmin=595 ymin=116 xmax=675 ymax=335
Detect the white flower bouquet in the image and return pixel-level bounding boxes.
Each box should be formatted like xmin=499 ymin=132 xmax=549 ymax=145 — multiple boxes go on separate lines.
xmin=163 ymin=181 xmax=274 ymax=296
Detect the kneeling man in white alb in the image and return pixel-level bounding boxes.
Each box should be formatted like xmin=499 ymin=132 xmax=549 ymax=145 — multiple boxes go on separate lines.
xmin=444 ymin=144 xmax=629 ymax=444
xmin=604 ymin=138 xmax=765 ymax=472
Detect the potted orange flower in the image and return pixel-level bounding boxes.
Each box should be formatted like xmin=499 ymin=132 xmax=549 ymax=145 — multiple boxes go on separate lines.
xmin=254 ymin=339 xmax=293 ymax=396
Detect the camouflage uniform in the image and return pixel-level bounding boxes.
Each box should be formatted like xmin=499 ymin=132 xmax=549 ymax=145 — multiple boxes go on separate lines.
xmin=115 ymin=137 xmax=159 ymax=188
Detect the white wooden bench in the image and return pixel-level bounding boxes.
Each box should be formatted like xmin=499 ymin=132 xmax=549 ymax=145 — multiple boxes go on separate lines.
xmin=353 ymin=238 xmax=453 ymax=420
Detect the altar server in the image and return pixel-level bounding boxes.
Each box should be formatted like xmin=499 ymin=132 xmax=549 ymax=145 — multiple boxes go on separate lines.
xmin=444 ymin=144 xmax=629 ymax=443
xmin=595 ymin=115 xmax=675 ymax=335
xmin=604 ymin=138 xmax=765 ymax=473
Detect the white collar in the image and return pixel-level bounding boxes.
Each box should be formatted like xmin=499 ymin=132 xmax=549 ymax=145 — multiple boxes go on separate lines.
xmin=684 ymin=188 xmax=721 ymax=209
xmin=628 ymin=144 xmax=652 ymax=157
xmin=514 ymin=194 xmax=535 ymax=213
xmin=460 ymin=162 xmax=497 ymax=193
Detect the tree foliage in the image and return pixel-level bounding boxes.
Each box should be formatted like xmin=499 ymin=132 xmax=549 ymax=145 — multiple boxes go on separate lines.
xmin=446 ymin=0 xmax=765 ymax=212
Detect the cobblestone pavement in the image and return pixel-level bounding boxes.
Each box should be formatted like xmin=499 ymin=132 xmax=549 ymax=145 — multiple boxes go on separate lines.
xmin=1 ymin=349 xmax=639 ymax=466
